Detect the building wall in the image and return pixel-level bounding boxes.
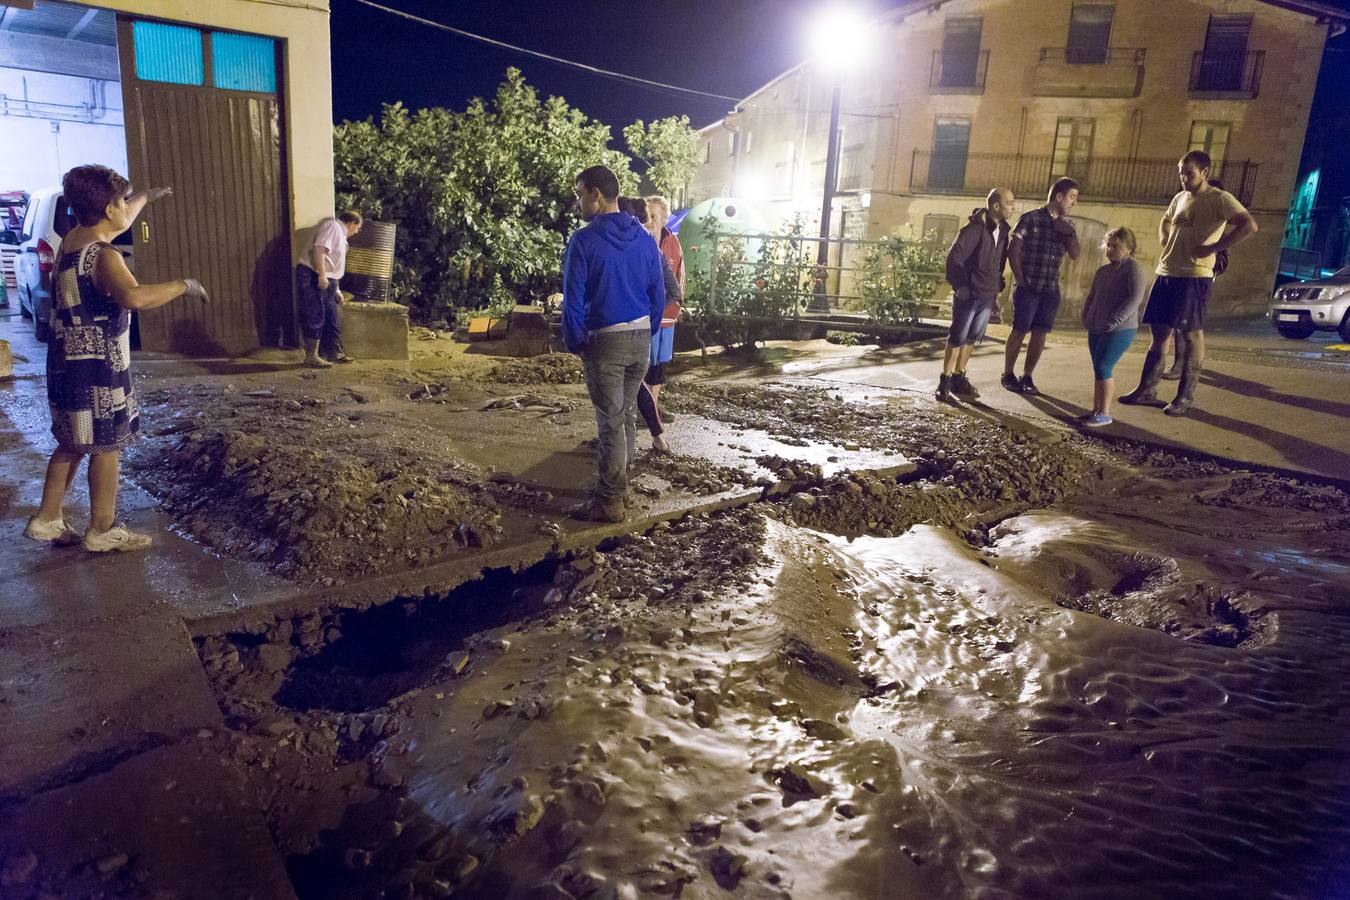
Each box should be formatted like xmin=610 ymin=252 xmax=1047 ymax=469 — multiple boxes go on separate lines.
xmin=690 ymin=0 xmax=1336 ymax=318
xmin=70 ymin=0 xmax=335 ymax=263
xmin=0 ymin=68 xmax=127 ymax=192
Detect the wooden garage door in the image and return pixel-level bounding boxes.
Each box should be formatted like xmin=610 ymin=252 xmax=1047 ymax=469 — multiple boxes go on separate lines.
xmin=117 ymin=18 xmax=291 ymax=355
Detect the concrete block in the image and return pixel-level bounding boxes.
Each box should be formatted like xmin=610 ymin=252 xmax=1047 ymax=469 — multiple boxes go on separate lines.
xmin=339 ymin=301 xmax=409 ymax=360
xmin=496 ymin=305 xmax=553 ymax=357
xmin=0 ymin=339 xmax=11 ymax=379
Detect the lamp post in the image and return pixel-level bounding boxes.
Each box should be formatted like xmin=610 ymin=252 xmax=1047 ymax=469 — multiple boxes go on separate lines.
xmin=808 ymin=7 xmax=868 ymax=312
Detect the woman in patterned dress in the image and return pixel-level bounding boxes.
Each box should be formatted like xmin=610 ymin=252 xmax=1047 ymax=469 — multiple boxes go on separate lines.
xmin=23 ymin=165 xmax=207 ymax=552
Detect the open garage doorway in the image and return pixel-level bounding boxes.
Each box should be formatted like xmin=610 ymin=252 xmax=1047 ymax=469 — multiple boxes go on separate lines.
xmin=1 ymin=0 xmax=294 ymax=355
xmin=0 ymin=0 xmax=132 ymax=339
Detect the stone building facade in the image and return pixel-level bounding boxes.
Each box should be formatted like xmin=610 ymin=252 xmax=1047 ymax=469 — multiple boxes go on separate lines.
xmin=686 ymin=0 xmax=1349 ymax=319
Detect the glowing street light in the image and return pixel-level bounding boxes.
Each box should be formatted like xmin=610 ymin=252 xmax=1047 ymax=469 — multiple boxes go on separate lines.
xmin=807 ymin=6 xmax=872 ymax=311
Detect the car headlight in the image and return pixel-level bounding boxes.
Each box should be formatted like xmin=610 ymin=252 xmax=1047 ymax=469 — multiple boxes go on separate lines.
xmin=1319 ymin=286 xmax=1349 ymax=302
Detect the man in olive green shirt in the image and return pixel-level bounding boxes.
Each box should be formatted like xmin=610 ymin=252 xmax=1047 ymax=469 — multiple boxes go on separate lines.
xmin=1120 ymin=150 xmax=1256 ymax=416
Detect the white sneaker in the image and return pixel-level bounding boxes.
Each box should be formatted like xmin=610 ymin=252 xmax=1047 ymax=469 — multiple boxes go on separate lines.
xmin=24 ymin=516 xmax=81 ymax=545
xmin=83 ymin=523 xmax=153 ymax=553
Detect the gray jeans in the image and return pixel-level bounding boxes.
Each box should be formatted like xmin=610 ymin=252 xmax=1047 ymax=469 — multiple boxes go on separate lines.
xmin=581 ymin=328 xmax=651 ymax=503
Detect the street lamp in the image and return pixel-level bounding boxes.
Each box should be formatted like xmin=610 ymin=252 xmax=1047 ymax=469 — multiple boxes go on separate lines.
xmin=808 ymin=6 xmax=871 ymax=312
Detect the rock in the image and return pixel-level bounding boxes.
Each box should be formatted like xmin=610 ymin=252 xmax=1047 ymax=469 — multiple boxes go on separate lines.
xmin=692 ymin=690 xmax=720 ymax=727
xmin=801 ymin=718 xmax=848 ymax=741
xmin=791 ymin=493 xmax=817 ymax=510
xmin=771 ymin=762 xmax=826 ymax=799
xmin=687 ymin=814 xmax=724 ymax=843
xmin=452 ymin=854 xmax=479 ymax=883
xmin=0 ymin=340 xmax=12 ymax=380
xmin=257 ymin=643 xmax=292 ymax=674
xmin=344 ymin=847 xmax=374 ymax=870
xmin=444 ymin=651 xmax=471 ymax=676
xmin=1 ymin=852 xmax=38 ymax=885
xmin=483 ymin=700 xmax=514 ymax=719
xmin=709 ymin=847 xmax=747 ymax=889
xmin=495 ymin=793 xmax=546 ymax=839
xmin=95 ymin=852 xmax=130 ymax=876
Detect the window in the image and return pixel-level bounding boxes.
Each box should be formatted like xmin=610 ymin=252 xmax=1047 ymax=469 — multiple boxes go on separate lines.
xmin=922 ymin=214 xmax=961 ymax=248
xmin=928 ymin=117 xmax=971 ymax=191
xmin=132 ymin=22 xmax=204 ymax=85
xmin=704 ymin=142 xmax=711 ymax=163
xmin=212 ymin=31 xmax=277 ymax=93
xmin=778 ymin=141 xmax=796 ymax=193
xmin=1052 ymin=117 xmax=1095 ymax=182
xmin=1197 ymin=14 xmax=1252 ymax=91
xmin=1189 ymin=121 xmax=1231 ymax=168
xmin=838 ymin=146 xmax=864 ymax=191
xmin=744 ymin=130 xmax=754 ymax=154
xmin=940 ymin=18 xmax=983 ymax=88
xmin=1066 ymin=5 xmax=1114 ymax=64
xmin=728 ymin=130 xmax=736 ymax=157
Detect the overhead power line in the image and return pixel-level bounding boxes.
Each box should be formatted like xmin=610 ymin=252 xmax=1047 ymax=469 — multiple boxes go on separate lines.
xmin=350 ymin=0 xmax=741 ymax=105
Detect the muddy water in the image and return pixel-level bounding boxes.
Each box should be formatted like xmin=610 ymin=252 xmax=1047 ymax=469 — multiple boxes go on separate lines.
xmin=224 ymin=457 xmax=1350 ymax=900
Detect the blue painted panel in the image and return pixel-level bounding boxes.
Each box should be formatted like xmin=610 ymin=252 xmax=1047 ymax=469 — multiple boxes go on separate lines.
xmin=213 ymin=32 xmax=277 ymax=93
xmin=133 ymin=21 xmax=204 ymax=86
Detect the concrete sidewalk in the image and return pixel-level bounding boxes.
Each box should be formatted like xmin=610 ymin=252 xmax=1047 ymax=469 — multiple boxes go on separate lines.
xmin=738 ymin=324 xmax=1350 ymax=483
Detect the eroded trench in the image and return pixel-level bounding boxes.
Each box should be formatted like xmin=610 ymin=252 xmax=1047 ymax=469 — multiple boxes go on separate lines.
xmin=193 ymin=438 xmax=1350 ymax=900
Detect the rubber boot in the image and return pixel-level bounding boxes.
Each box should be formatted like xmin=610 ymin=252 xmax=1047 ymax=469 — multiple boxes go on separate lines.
xmin=1164 ymin=360 xmax=1201 ymax=416
xmin=1162 ymin=330 xmax=1183 ymax=380
xmin=935 ymin=373 xmax=953 ymax=403
xmin=303 ymin=339 xmax=332 ymax=368
xmin=1119 ymin=347 xmax=1164 ymax=405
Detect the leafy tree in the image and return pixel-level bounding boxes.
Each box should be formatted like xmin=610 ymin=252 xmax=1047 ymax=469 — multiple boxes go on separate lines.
xmin=623 ymin=116 xmax=703 ymax=199
xmin=334 ymin=68 xmax=636 ymax=322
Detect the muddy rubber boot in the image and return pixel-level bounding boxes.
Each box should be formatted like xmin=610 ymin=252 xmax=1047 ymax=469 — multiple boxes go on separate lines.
xmin=935 ymin=374 xmax=953 ymax=403
xmin=951 ymin=371 xmax=980 ymax=400
xmin=1164 ymin=361 xmax=1201 ymax=416
xmin=303 ymin=339 xmax=332 ymax=369
xmin=1119 ymin=348 xmax=1164 ymax=405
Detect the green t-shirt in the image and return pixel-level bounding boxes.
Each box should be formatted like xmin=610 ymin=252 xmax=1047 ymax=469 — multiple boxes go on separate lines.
xmin=1157 ymin=186 xmax=1246 ymax=278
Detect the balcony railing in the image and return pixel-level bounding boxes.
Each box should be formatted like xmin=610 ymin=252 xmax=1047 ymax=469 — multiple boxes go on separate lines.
xmin=909 ymin=150 xmax=1259 ymax=207
xmin=1038 ymin=46 xmax=1146 ymax=65
xmin=1189 ymin=50 xmax=1264 ymax=98
xmin=929 ymin=49 xmax=989 ymax=94
xmin=1034 ymin=46 xmax=1146 ymax=97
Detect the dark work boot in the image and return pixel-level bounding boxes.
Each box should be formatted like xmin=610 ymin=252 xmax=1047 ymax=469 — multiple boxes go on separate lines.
xmin=1164 ymin=361 xmax=1202 ymax=416
xmin=1119 ymin=348 xmax=1165 ymax=405
xmin=936 ymin=374 xmax=954 ymax=403
xmin=951 ymin=371 xmax=980 ymax=399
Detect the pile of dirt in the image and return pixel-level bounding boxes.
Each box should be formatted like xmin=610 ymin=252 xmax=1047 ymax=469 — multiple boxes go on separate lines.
xmin=128 ymin=384 xmax=505 ymax=580
xmin=485 ymin=353 xmax=584 ymax=385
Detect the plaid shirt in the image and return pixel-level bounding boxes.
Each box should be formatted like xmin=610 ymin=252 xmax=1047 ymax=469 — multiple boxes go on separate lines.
xmin=1012 ymin=207 xmax=1074 ymax=295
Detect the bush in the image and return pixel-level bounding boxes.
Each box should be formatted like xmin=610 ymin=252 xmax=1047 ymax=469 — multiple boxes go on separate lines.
xmin=858 ymin=231 xmax=945 ymax=326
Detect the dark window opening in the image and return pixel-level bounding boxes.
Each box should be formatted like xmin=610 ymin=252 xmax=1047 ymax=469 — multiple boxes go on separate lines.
xmin=1066 ymin=4 xmax=1114 ymax=64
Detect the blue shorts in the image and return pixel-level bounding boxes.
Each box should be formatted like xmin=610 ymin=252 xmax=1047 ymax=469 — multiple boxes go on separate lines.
xmin=1087 ymin=328 xmax=1137 ymax=380
xmin=947 ymin=292 xmax=996 ymax=346
xmin=651 ymin=325 xmax=674 ymax=365
xmin=1012 ymin=285 xmax=1061 ymax=332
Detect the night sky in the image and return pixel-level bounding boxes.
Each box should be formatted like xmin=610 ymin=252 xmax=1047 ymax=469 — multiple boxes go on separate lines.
xmin=329 ymin=0 xmax=1350 ymax=156
xmin=328 ymin=0 xmax=909 ymax=131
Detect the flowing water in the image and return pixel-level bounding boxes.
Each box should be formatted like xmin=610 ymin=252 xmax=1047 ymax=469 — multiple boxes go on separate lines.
xmin=232 ymin=455 xmax=1350 ymax=900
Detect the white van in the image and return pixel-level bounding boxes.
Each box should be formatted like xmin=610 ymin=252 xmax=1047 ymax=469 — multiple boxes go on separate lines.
xmin=15 ymin=186 xmax=133 ymax=342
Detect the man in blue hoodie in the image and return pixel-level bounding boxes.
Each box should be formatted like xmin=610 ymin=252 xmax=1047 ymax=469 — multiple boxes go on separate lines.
xmin=563 ymin=165 xmax=666 ymax=522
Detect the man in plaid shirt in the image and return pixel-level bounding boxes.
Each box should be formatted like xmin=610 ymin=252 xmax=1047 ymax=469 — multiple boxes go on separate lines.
xmin=1003 ymin=177 xmax=1081 ymax=394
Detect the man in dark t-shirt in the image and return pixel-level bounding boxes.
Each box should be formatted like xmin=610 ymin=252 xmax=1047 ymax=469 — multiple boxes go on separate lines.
xmin=1004 ymin=178 xmax=1081 ymax=395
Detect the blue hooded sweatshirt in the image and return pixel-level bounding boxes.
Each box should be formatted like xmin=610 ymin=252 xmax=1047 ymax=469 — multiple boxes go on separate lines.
xmin=561 ymin=212 xmax=665 ymax=354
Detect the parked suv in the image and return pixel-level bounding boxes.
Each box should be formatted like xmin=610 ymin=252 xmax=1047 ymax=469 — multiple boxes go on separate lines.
xmin=1267 ymin=266 xmax=1350 ymax=341
xmin=14 ymin=187 xmax=134 ymax=342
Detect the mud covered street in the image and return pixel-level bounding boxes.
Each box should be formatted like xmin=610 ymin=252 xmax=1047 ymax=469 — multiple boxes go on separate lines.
xmin=5 ymin=322 xmax=1350 ymax=899
xmin=177 ymin=377 xmax=1350 ymax=900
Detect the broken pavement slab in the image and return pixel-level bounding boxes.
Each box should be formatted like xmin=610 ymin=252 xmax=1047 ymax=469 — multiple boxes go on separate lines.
xmin=0 ymin=739 xmax=295 ymax=900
